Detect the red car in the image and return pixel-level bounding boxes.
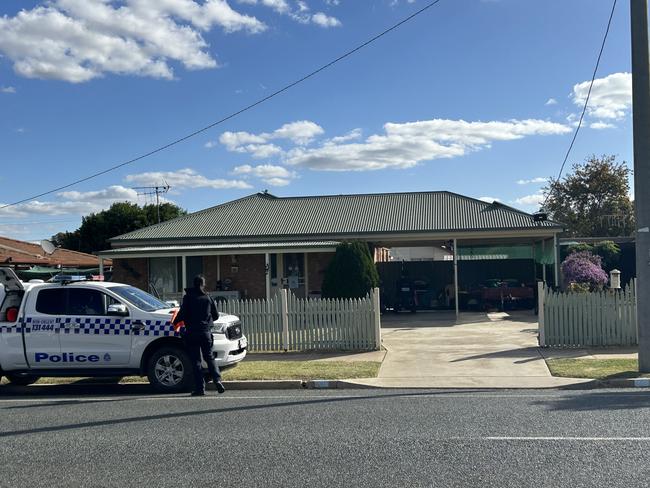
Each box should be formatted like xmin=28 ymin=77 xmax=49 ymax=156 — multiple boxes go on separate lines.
xmin=477 ymin=279 xmax=534 ymax=310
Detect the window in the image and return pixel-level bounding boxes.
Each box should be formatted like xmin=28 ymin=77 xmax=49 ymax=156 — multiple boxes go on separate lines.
xmin=149 ymin=257 xmax=181 ymax=299
xmin=35 ymin=289 xmax=66 ymax=315
xmin=111 ymin=285 xmax=169 ymax=312
xmin=67 ymin=289 xmax=107 ymax=316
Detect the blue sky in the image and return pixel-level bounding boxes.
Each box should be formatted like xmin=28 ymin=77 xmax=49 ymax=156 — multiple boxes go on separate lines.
xmin=0 ymin=0 xmax=635 ymax=242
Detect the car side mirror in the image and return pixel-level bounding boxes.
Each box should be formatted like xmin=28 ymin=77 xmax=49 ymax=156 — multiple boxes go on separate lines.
xmin=107 ymin=303 xmax=129 ymax=316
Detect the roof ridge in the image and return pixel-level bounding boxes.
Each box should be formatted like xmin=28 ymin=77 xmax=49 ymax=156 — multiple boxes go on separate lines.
xmin=0 ymin=235 xmax=42 ymax=248
xmin=109 ymin=192 xmax=266 ymax=241
xmin=267 ymin=190 xmax=450 ymax=200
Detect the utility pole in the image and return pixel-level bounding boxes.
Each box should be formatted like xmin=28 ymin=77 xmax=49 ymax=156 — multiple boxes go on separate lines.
xmin=630 ymin=0 xmax=650 ymax=371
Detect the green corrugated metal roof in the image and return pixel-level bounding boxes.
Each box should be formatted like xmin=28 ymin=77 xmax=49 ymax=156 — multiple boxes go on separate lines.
xmin=111 ymin=191 xmax=561 ymax=242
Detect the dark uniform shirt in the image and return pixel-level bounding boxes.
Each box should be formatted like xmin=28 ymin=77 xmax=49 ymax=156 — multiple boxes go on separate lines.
xmin=173 ymin=287 xmax=219 ymax=333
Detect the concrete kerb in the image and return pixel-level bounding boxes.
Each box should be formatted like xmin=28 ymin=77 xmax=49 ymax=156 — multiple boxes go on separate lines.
xmin=14 ymin=377 xmax=650 ymax=390
xmin=596 ymin=378 xmax=650 ymax=388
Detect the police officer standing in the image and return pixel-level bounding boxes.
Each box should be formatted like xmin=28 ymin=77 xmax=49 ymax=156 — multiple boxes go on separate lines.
xmin=173 ymin=275 xmax=226 ymax=396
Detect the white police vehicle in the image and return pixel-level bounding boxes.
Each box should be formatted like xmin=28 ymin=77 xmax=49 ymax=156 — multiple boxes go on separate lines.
xmin=0 ymin=268 xmax=247 ymax=392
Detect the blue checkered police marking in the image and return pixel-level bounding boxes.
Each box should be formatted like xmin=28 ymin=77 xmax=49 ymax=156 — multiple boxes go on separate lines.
xmin=0 ymin=317 xmax=178 ymax=337
xmin=0 ymin=324 xmax=22 ymax=334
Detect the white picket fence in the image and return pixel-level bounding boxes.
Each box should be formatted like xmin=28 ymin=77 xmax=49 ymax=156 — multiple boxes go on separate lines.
xmin=538 ymin=281 xmax=637 ymax=347
xmin=219 ymin=288 xmax=381 ymax=352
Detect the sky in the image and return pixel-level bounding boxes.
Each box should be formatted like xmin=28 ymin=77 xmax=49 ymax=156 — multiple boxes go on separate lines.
xmin=0 ymin=0 xmax=636 ymax=242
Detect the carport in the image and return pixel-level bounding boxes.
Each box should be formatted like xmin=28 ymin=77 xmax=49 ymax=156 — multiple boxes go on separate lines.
xmin=376 ymin=233 xmax=559 ymax=318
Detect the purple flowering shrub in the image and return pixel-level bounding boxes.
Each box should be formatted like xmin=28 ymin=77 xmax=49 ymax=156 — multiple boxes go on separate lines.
xmin=561 ymin=251 xmax=608 ymax=291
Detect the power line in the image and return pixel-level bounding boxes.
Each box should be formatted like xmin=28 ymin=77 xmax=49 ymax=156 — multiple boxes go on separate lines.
xmin=542 ymin=0 xmax=617 ymax=209
xmin=0 ymin=0 xmax=444 ymax=211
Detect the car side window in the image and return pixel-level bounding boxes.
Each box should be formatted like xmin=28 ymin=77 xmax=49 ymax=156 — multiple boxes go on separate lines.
xmin=35 ymin=289 xmax=66 ymax=315
xmin=66 ymin=289 xmax=106 ymax=316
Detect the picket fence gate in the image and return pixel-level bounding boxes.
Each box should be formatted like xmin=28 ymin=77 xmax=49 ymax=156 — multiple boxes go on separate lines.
xmin=219 ymin=288 xmax=381 ymax=352
xmin=538 ymin=281 xmax=637 ymax=347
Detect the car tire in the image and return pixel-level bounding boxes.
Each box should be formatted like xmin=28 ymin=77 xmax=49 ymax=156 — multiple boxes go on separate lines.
xmin=5 ymin=373 xmax=40 ymax=386
xmin=147 ymin=346 xmax=193 ymax=393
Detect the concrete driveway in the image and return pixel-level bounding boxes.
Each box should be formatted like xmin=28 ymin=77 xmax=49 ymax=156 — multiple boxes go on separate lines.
xmin=349 ymin=311 xmax=591 ymax=388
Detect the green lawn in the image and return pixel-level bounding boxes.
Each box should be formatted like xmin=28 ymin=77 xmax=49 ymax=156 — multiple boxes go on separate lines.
xmin=546 ymin=358 xmax=649 ymax=380
xmin=2 ymin=360 xmax=381 ymax=385
xmin=223 ymin=360 xmax=381 ymax=381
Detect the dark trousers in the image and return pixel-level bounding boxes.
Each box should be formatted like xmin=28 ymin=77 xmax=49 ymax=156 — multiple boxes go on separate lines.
xmin=184 ymin=330 xmax=221 ymax=393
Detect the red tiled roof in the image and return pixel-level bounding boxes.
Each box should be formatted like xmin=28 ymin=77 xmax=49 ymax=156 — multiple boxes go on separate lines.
xmin=0 ymin=236 xmax=111 ymax=267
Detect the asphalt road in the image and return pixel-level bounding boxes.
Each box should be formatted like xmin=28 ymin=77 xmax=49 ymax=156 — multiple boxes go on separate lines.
xmin=2 ymin=386 xmax=650 ymax=487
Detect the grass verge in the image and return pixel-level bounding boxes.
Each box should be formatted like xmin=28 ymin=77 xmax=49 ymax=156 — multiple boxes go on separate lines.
xmin=546 ymin=358 xmax=650 ymax=380
xmin=2 ymin=360 xmax=381 ymax=385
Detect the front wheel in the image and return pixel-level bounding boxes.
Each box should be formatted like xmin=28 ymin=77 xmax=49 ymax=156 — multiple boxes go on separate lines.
xmin=147 ymin=346 xmax=193 ymax=393
xmin=5 ymin=373 xmax=40 ymax=386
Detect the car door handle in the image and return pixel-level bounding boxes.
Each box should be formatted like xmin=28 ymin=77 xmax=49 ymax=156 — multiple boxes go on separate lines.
xmin=131 ymin=321 xmax=146 ymax=331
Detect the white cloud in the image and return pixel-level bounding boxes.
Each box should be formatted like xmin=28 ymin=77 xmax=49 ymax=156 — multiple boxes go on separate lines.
xmin=272 ymin=120 xmax=324 ymax=145
xmin=0 ymin=86 xmax=16 ymax=94
xmin=264 ymin=177 xmax=291 ymax=186
xmin=243 ymin=143 xmax=283 ymax=158
xmin=218 ymin=120 xmax=324 ymax=155
xmin=478 ymin=196 xmax=500 ymax=203
xmin=545 ymin=98 xmax=557 ymax=106
xmin=311 ymin=12 xmax=341 ymax=27
xmin=0 ymin=0 xmax=266 ymax=83
xmin=232 ymin=164 xmax=296 ymax=186
xmin=284 ymin=119 xmax=571 ymax=171
xmin=516 ymin=177 xmax=546 ymax=185
xmin=324 ymin=128 xmax=362 ymax=145
xmin=0 ymin=185 xmax=140 ymax=218
xmin=572 ymin=72 xmax=632 ymax=120
xmin=238 ymin=0 xmax=290 ymax=14
xmin=59 ymin=185 xmax=139 ymax=202
xmin=238 ymin=0 xmax=341 ymax=27
xmin=590 ymin=121 xmax=616 ymax=130
xmin=514 ymin=193 xmax=544 ymax=207
xmin=219 ymin=131 xmax=268 ymax=150
xmin=125 ymin=168 xmax=252 ymax=189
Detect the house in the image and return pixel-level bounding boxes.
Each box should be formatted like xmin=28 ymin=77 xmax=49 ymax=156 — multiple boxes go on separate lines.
xmin=98 ymin=191 xmax=563 ymax=312
xmin=0 ymin=235 xmax=111 ymax=280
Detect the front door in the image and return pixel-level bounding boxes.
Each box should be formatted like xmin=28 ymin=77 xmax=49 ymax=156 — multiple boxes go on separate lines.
xmin=57 ymin=287 xmax=133 ymax=368
xmin=283 ymin=253 xmax=306 ymax=298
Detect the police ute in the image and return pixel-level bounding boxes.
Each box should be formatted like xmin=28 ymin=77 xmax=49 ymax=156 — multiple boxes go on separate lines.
xmin=0 ymin=268 xmax=247 ymax=392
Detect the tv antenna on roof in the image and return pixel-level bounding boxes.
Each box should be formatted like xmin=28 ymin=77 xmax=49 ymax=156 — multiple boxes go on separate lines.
xmin=132 ymin=181 xmax=170 ymax=223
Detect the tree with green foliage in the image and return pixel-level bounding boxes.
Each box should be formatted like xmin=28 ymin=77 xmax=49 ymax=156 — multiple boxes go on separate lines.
xmin=543 ymin=155 xmax=635 ymax=237
xmin=322 ymin=242 xmax=380 ymax=299
xmin=52 ymin=202 xmax=186 ymax=254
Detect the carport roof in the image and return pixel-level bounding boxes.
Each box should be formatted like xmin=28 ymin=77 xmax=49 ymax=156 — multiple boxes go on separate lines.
xmin=110 ymin=191 xmax=562 ymax=243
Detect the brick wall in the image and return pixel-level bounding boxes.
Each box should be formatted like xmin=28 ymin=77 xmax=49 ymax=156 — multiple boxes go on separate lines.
xmin=112 ymin=258 xmax=148 ymax=291
xmin=307 ymin=252 xmax=334 ymax=295
xmin=202 ymin=255 xmax=219 ymax=291
xmin=219 ymin=254 xmax=266 ymax=299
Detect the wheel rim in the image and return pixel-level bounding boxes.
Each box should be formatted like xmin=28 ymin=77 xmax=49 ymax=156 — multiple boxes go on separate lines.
xmin=154 ymin=354 xmax=184 ymax=387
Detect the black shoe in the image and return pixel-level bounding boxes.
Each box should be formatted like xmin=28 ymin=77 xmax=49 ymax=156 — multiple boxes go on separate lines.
xmin=190 ymin=391 xmax=205 ymax=397
xmin=215 ymin=381 xmax=225 ymax=394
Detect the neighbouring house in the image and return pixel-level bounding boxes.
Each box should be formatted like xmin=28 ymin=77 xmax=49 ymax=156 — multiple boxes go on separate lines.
xmin=0 ymin=235 xmax=112 ymax=280
xmin=98 ymin=191 xmax=563 ymax=312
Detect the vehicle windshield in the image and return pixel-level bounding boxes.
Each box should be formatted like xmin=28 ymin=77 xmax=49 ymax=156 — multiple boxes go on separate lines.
xmin=110 ymin=285 xmax=171 ymax=312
